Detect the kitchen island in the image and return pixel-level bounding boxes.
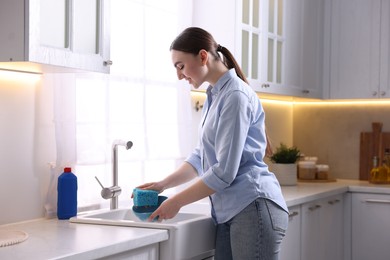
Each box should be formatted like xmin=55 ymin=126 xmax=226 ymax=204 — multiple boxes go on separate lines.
xmin=0 ymin=179 xmax=389 ymax=260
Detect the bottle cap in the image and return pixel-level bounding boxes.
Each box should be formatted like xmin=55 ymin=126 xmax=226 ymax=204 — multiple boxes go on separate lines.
xmin=64 ymin=167 xmax=72 ymax=172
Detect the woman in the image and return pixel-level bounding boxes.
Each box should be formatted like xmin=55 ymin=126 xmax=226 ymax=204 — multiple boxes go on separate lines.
xmin=139 ymin=27 xmax=289 ymax=260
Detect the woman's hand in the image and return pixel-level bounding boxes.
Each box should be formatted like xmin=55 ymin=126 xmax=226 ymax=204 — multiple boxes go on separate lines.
xmin=131 ymin=182 xmax=166 ymax=198
xmin=148 ymin=179 xmax=215 ymax=222
xmin=148 ymin=197 xmax=181 ymax=222
xmin=137 ymin=182 xmax=165 ymax=193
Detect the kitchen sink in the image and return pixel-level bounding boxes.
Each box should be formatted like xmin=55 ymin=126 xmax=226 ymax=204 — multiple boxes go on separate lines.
xmin=70 ymin=206 xmax=216 ymax=260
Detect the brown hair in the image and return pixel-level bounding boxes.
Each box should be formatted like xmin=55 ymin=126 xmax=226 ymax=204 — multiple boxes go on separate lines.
xmin=170 ymin=27 xmax=249 ymax=84
xmin=171 ymin=27 xmax=273 ymax=154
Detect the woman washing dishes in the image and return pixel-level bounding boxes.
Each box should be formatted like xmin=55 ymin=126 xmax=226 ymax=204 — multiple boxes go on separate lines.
xmin=136 ymin=27 xmax=289 ymax=260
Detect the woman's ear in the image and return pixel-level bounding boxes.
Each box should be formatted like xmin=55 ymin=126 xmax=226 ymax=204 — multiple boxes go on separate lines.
xmin=199 ymin=49 xmax=208 ymax=65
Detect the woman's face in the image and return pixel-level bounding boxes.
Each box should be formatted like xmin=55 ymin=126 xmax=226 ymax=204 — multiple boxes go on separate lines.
xmin=171 ymin=50 xmax=207 ymax=89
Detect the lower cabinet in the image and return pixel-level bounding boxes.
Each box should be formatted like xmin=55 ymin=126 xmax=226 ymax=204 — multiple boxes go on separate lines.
xmin=301 ymin=194 xmax=344 ymax=260
xmin=99 ymin=243 xmax=159 ymax=260
xmin=281 ymin=194 xmax=344 ymax=260
xmin=351 ymin=193 xmax=390 ymax=260
xmin=280 ymin=206 xmax=301 ymax=260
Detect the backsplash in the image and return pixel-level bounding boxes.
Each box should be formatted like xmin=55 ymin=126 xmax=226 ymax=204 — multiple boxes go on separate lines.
xmin=293 ymin=102 xmax=390 ymax=180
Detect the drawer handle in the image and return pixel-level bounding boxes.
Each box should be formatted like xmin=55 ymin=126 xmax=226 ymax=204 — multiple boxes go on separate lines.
xmin=289 ymin=211 xmax=299 ymax=218
xmin=364 ymin=199 xmax=390 ymax=204
xmin=309 ymin=205 xmax=321 ymax=211
xmin=328 ymin=199 xmax=340 ymax=205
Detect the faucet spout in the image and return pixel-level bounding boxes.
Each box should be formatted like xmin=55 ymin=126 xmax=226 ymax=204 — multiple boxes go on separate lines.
xmin=111 ymin=140 xmax=133 ymax=209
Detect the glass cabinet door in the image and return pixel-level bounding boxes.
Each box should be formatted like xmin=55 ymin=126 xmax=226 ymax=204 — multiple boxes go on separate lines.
xmin=33 ymin=0 xmax=109 ymax=73
xmin=267 ymin=0 xmax=284 ymax=84
xmin=241 ymin=0 xmax=260 ymax=80
xmin=0 ymin=0 xmax=110 ymax=73
xmin=240 ymin=0 xmax=284 ymax=85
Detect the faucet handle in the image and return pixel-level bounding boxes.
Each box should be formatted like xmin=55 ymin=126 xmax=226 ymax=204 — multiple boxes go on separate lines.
xmin=95 ymin=176 xmax=105 ymax=189
xmin=95 ymin=176 xmax=122 ymax=199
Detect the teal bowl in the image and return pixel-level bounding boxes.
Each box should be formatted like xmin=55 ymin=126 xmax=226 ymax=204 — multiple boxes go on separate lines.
xmin=132 ymin=196 xmax=168 ymax=221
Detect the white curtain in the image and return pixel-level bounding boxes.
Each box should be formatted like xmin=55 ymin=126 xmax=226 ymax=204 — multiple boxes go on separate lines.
xmin=45 ymin=0 xmax=193 ymax=216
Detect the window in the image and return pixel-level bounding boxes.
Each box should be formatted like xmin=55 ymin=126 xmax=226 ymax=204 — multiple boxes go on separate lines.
xmin=47 ymin=0 xmax=193 ymax=213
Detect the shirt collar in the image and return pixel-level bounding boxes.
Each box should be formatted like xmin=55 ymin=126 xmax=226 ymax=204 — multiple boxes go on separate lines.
xmin=207 ymin=68 xmax=236 ymax=97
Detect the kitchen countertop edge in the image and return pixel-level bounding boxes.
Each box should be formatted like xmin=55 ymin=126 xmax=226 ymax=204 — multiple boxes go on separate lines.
xmin=282 ymin=179 xmax=390 ymax=207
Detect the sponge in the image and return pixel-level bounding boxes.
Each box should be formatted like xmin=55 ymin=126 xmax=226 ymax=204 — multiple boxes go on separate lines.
xmin=133 ymin=188 xmax=158 ymax=207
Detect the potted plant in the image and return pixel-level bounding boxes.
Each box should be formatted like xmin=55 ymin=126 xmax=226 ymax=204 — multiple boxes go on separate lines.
xmin=268 ymin=143 xmax=301 ymax=186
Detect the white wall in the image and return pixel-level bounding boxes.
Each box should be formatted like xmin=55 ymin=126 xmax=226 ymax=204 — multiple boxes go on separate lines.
xmin=0 ymin=73 xmax=55 ymax=225
xmin=191 ymin=0 xmax=237 ymax=54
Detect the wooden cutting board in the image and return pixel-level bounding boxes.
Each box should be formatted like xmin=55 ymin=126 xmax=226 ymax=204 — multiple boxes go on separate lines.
xmin=359 ymin=122 xmax=390 ymax=180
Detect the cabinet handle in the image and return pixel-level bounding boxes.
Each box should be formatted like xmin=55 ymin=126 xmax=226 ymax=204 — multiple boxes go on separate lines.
xmin=104 ymin=60 xmax=113 ymax=66
xmin=302 ymin=89 xmax=310 ymax=94
xmin=363 ymin=199 xmax=390 ymax=204
xmin=261 ymin=84 xmax=270 ymax=88
xmin=328 ymin=199 xmax=340 ymax=205
xmin=308 ymin=205 xmax=321 ymax=211
xmin=372 ymin=91 xmax=378 ymax=97
xmin=289 ymin=211 xmax=299 ymax=218
xmin=381 ymin=91 xmax=386 ymax=96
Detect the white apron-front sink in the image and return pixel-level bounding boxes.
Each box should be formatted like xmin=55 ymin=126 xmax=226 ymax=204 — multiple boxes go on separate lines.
xmin=70 ymin=207 xmax=216 ymax=260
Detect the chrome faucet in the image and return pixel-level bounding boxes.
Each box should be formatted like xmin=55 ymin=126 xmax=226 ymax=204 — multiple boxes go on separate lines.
xmin=95 ymin=140 xmax=133 ymax=210
xmin=111 ymin=140 xmax=133 ymax=209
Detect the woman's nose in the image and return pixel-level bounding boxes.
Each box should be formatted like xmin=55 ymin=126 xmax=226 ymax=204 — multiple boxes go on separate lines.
xmin=176 ymin=69 xmax=185 ymax=80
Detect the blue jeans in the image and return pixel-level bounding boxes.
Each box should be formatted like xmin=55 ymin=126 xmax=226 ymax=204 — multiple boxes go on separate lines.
xmin=215 ymin=198 xmax=288 ymax=260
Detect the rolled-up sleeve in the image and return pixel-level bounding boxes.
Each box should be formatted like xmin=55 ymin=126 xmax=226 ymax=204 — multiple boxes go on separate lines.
xmin=185 ymin=146 xmax=202 ymax=176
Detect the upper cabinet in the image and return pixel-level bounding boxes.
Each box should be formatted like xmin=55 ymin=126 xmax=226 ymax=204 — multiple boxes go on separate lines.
xmin=237 ymin=0 xmax=324 ymax=98
xmin=0 ymin=0 xmax=111 ymax=74
xmin=324 ymin=0 xmax=390 ymax=99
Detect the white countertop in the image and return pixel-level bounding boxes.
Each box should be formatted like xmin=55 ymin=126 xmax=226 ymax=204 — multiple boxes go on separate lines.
xmin=1 ymin=179 xmax=390 ymax=259
xmin=282 ymin=179 xmax=390 ymax=207
xmin=0 ymin=218 xmax=168 ymax=260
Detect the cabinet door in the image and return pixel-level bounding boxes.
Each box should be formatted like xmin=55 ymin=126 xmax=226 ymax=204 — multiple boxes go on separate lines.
xmin=327 ymin=0 xmax=381 ymax=99
xmin=352 ymin=193 xmax=390 ymax=260
xmin=33 ymin=0 xmax=111 ymax=73
xmin=380 ymin=0 xmax=390 ymax=98
xmin=320 ymin=195 xmax=344 ymax=260
xmin=0 ymin=0 xmax=110 ymax=73
xmin=301 ymin=200 xmax=322 ymax=260
xmin=239 ymin=0 xmax=323 ymax=98
xmin=283 ymin=0 xmax=324 ymax=98
xmin=280 ymin=206 xmax=300 ymax=260
xmin=301 ymin=195 xmax=344 ymax=260
xmin=0 ymin=0 xmax=25 ymax=61
xmin=99 ymin=243 xmax=159 ymax=260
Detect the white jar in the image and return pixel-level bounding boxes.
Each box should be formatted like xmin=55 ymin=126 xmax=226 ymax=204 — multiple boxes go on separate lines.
xmin=298 ymin=161 xmax=316 ymax=180
xmin=316 ymin=164 xmax=330 ymax=180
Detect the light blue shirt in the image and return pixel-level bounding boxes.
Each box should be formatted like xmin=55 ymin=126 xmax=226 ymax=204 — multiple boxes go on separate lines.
xmin=186 ymin=69 xmax=288 ymax=224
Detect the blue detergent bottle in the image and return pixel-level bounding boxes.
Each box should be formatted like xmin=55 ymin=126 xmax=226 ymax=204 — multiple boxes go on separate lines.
xmin=57 ymin=167 xmax=78 ymax=219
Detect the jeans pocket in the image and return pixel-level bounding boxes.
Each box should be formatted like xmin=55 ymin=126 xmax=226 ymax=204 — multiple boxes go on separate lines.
xmin=265 ymin=199 xmax=289 ymax=233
